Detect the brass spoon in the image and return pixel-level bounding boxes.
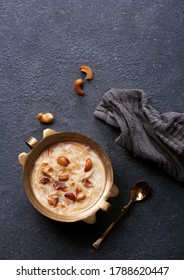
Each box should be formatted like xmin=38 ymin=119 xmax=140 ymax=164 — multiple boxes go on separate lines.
xmin=93 ymin=180 xmax=149 ymax=249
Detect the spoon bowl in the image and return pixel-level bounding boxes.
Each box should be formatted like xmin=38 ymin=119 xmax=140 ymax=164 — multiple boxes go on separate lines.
xmin=131 ymin=180 xmax=149 ymax=202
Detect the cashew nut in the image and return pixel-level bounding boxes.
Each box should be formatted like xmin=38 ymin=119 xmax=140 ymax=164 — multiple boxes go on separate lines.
xmin=74 ymin=79 xmax=84 ymax=95
xmin=37 ymin=113 xmax=54 ymax=123
xmin=80 ymin=65 xmax=93 ymax=80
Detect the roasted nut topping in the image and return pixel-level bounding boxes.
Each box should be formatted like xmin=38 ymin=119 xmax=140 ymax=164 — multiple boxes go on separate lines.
xmin=53 ymin=181 xmax=68 ymax=192
xmin=80 ymin=65 xmax=93 ymax=80
xmin=41 ymin=163 xmax=53 ymax=177
xmin=76 ymin=187 xmax=86 ymax=201
xmin=58 ymin=174 xmax=69 ymax=181
xmin=74 ymin=79 xmax=84 ymax=95
xmin=57 ymin=203 xmax=66 ymax=209
xmin=57 ymin=156 xmax=70 ymax=166
xmin=48 ymin=194 xmax=59 ymax=207
xmin=64 ymin=192 xmax=76 ymax=202
xmin=76 ymin=191 xmax=86 ymax=201
xmin=37 ymin=113 xmax=54 ymax=124
xmin=40 ymin=177 xmax=50 ymax=184
xmin=84 ymin=158 xmax=93 ymax=172
xmin=83 ymin=179 xmax=93 ymax=188
xmin=76 ymin=187 xmax=82 ymax=193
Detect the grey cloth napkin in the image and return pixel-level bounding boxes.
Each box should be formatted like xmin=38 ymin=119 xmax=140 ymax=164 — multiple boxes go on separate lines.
xmin=94 ymin=88 xmax=184 ymax=182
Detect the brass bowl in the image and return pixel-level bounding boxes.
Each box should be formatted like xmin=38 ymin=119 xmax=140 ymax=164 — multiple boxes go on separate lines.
xmin=18 ymin=129 xmax=119 ymax=224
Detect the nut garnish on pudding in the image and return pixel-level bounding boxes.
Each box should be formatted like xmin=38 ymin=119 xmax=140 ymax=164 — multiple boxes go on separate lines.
xmin=31 ymin=141 xmax=105 ymax=215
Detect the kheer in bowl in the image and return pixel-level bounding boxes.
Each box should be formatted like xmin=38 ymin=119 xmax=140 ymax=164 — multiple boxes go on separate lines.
xmin=18 ymin=129 xmax=119 ymax=224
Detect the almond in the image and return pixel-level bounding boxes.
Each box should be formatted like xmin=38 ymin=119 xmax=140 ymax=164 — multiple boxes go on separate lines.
xmin=58 ymin=174 xmax=69 ymax=181
xmin=48 ymin=194 xmax=59 ymax=207
xmin=83 ymin=179 xmax=93 ymax=188
xmin=84 ymin=158 xmax=93 ymax=172
xmin=57 ymin=156 xmax=70 ymax=166
xmin=53 ymin=181 xmax=68 ymax=192
xmin=40 ymin=177 xmax=50 ymax=184
xmin=64 ymin=192 xmax=76 ymax=202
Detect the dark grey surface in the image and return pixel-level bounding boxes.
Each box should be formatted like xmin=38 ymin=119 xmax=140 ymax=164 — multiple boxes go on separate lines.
xmin=0 ymin=0 xmax=184 ymax=260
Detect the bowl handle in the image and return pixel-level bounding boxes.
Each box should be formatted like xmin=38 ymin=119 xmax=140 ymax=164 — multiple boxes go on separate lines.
xmin=18 ymin=135 xmax=39 ymax=169
xmin=18 ymin=135 xmax=39 ymax=168
xmin=100 ymin=201 xmax=112 ymax=213
xmin=82 ymin=213 xmax=96 ymax=224
xmin=18 ymin=152 xmax=28 ymax=169
xmin=109 ymin=183 xmax=119 ymax=197
xmin=43 ymin=128 xmax=56 ymax=138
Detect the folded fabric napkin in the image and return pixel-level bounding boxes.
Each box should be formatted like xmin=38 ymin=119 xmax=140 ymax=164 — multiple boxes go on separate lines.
xmin=94 ymin=89 xmax=184 ymax=182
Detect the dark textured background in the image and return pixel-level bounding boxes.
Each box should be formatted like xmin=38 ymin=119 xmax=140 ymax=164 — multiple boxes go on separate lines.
xmin=0 ymin=0 xmax=184 ymax=260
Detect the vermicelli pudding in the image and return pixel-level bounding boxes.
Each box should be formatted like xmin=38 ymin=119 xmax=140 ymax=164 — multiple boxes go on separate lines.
xmin=31 ymin=141 xmax=106 ymax=215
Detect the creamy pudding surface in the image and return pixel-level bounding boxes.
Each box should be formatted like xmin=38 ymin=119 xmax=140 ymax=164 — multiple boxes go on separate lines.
xmin=31 ymin=141 xmax=106 ymax=215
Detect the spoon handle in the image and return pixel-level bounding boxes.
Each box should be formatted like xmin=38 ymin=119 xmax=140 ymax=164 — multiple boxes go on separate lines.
xmin=92 ymin=211 xmax=124 ymax=249
xmin=93 ymin=200 xmax=133 ymax=249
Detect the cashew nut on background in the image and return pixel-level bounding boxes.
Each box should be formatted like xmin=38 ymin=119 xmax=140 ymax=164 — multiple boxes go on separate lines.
xmin=74 ymin=79 xmax=85 ymax=95
xmin=37 ymin=113 xmax=54 ymax=123
xmin=80 ymin=65 xmax=93 ymax=80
